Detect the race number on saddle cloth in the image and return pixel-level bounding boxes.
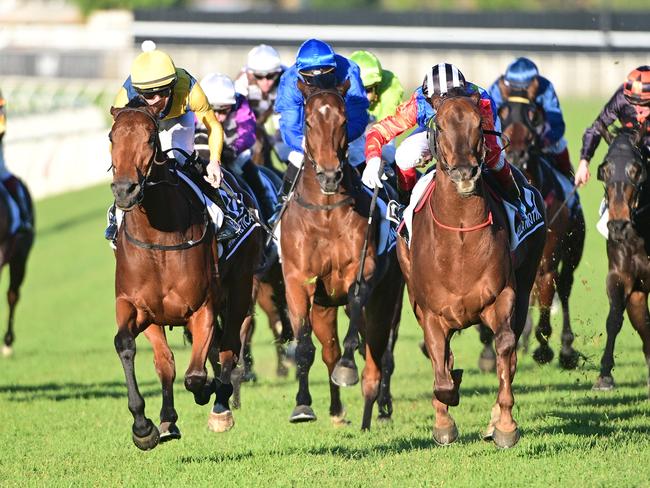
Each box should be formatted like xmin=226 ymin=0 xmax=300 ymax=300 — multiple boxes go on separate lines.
xmin=400 ymin=168 xmax=543 ymax=251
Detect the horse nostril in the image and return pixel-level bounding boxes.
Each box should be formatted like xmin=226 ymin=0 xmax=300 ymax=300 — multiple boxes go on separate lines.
xmin=127 ymin=183 xmax=138 ymax=195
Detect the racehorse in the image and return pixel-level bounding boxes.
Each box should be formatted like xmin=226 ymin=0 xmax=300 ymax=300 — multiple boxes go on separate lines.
xmin=397 ymin=94 xmax=546 ymax=448
xmin=279 ymin=80 xmax=403 ymax=429
xmin=593 ymin=129 xmax=650 ymax=395
xmin=0 ymin=182 xmax=34 ymax=357
xmin=109 ymin=100 xmax=261 ymax=450
xmin=482 ymin=93 xmax=585 ymax=369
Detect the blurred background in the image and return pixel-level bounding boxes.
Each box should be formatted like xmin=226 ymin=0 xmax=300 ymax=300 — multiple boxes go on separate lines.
xmin=0 ymin=0 xmax=648 ymax=198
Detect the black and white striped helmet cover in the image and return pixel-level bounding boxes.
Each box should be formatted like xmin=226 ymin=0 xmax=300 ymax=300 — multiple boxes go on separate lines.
xmin=422 ymin=63 xmax=466 ymax=97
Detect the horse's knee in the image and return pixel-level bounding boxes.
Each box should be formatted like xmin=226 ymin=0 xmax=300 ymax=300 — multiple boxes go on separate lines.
xmin=362 ymin=374 xmax=380 ymax=401
xmin=495 ymin=329 xmax=516 ymax=356
xmin=184 ymin=370 xmax=207 ymax=394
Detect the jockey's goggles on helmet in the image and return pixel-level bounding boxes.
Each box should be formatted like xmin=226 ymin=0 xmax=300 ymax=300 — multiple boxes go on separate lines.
xmin=137 ymin=83 xmax=174 ymax=99
xmin=254 ymin=72 xmax=280 ymax=81
xmin=299 ymin=66 xmax=336 ymax=89
xmin=625 ymin=94 xmax=650 ymax=107
xmin=211 ymin=104 xmax=233 ymax=115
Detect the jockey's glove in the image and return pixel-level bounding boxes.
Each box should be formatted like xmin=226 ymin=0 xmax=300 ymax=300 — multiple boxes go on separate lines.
xmin=362 ymin=156 xmax=387 ymax=189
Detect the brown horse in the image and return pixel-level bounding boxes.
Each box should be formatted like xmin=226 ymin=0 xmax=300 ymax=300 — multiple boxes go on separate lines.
xmin=397 ymin=94 xmax=546 ymax=448
xmin=479 ymin=94 xmax=585 ymax=369
xmin=593 ymin=129 xmax=650 ymax=395
xmin=280 ymin=81 xmax=403 ymax=429
xmin=109 ymin=101 xmax=261 ymax=450
xmin=0 ymin=181 xmax=34 ymax=358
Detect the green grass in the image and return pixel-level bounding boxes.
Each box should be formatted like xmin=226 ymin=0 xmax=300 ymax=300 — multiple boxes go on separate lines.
xmin=1 ymin=98 xmax=649 ymax=487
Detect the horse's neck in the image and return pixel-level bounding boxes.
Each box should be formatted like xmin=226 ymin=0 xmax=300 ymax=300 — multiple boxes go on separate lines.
xmin=432 ymin=175 xmax=490 ymax=224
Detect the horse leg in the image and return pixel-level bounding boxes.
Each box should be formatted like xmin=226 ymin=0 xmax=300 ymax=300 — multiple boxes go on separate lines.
xmin=482 ymin=288 xmax=520 ymax=448
xmin=594 ymin=277 xmax=627 ymax=391
xmin=258 ymin=279 xmax=289 ymax=377
xmin=241 ymin=311 xmax=256 ymax=383
xmin=377 ymin=324 xmax=397 ymax=421
xmin=477 ymin=324 xmax=496 ymax=373
xmin=3 ymin=249 xmax=29 ymax=357
xmin=532 ymin=268 xmax=556 ymax=365
xmin=331 ymin=284 xmax=367 ymax=387
xmin=421 ymin=313 xmax=459 ymax=445
xmin=183 ymin=304 xmax=215 ymax=407
xmin=114 ymin=300 xmax=159 ymax=451
xmin=626 ymin=291 xmax=650 ymax=398
xmin=311 ymin=304 xmax=347 ymax=425
xmin=143 ymin=326 xmax=181 ymax=442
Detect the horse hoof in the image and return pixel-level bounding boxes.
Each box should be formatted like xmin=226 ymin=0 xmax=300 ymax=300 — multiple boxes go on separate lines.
xmin=2 ymin=345 xmax=13 ymax=358
xmin=330 ymin=411 xmax=350 ymax=427
xmin=132 ymin=420 xmax=160 ymax=451
xmin=158 ymin=422 xmax=181 ymax=443
xmin=208 ymin=410 xmax=235 ymax=433
xmin=592 ymin=375 xmax=615 ymax=391
xmin=377 ymin=414 xmax=393 ymax=423
xmin=478 ymin=352 xmax=496 ymax=373
xmin=559 ymin=349 xmax=580 ymax=370
xmin=331 ymin=362 xmax=359 ymax=387
xmin=493 ymin=426 xmax=521 ymax=449
xmin=482 ymin=424 xmax=495 ymax=441
xmin=433 ymin=423 xmax=458 ymax=446
xmin=419 ymin=341 xmax=430 ymax=359
xmin=289 ymin=405 xmax=317 ymax=423
xmin=532 ymin=346 xmax=554 ymax=365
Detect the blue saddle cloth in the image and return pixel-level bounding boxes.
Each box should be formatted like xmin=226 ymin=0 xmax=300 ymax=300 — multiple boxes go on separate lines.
xmin=218 ymin=173 xmax=261 ymax=262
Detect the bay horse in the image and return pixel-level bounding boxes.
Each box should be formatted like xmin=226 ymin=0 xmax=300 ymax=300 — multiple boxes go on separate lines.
xmin=397 ymin=93 xmax=546 ymax=448
xmin=593 ymin=129 xmax=650 ymax=395
xmin=479 ymin=93 xmax=585 ymax=369
xmin=109 ymin=100 xmax=261 ymax=450
xmin=280 ymin=80 xmax=403 ymax=429
xmin=0 ymin=180 xmax=34 ymax=358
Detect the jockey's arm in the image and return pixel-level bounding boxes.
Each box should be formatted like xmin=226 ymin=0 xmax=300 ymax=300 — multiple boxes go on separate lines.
xmin=230 ymin=96 xmax=257 ymax=155
xmin=365 ymin=92 xmax=418 ymax=162
xmin=580 ymin=87 xmax=623 ymax=164
xmin=487 ymin=78 xmax=505 ymax=110
xmin=478 ymin=98 xmax=505 ymax=171
xmin=190 ymin=84 xmax=224 ymax=162
xmin=539 ymin=81 xmax=565 ymax=145
xmin=344 ymin=66 xmax=370 ymax=142
xmin=275 ymin=73 xmax=305 ymax=166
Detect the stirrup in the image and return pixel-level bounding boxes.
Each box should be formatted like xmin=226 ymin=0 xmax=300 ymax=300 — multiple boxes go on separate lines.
xmin=216 ymin=215 xmax=240 ymax=242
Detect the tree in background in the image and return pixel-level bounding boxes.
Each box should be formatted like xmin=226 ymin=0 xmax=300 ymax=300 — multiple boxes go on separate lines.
xmin=72 ymin=0 xmax=187 ymax=16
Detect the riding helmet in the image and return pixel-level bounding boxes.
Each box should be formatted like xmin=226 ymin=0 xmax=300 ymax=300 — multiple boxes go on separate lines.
xmin=130 ymin=43 xmax=178 ymax=94
xmin=422 ymin=63 xmax=465 ymax=98
xmin=200 ymin=73 xmax=237 ymax=107
xmin=624 ymin=66 xmax=650 ymax=106
xmin=350 ymin=50 xmax=383 ymax=88
xmin=504 ymin=57 xmax=539 ymax=90
xmin=247 ymin=44 xmax=283 ymax=75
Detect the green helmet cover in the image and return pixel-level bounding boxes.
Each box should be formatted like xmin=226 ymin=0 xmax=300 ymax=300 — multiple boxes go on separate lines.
xmin=350 ymin=50 xmax=383 ymax=87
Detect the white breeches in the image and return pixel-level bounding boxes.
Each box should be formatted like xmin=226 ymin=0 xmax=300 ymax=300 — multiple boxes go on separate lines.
xmin=158 ymin=111 xmax=196 ymax=164
xmin=395 ymin=128 xmax=429 ymax=171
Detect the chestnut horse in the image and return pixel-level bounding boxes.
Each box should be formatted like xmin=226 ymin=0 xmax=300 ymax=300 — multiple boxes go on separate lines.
xmin=479 ymin=94 xmax=585 ymax=369
xmin=110 ymin=101 xmax=261 ymax=450
xmin=593 ymin=129 xmax=650 ymax=395
xmin=397 ymin=94 xmax=546 ymax=448
xmin=280 ymin=80 xmax=403 ymax=429
xmin=0 ymin=182 xmax=34 ymax=358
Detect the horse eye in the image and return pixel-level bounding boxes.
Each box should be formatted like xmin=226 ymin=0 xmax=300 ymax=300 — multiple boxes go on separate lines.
xmin=108 ymin=132 xmax=113 ymax=143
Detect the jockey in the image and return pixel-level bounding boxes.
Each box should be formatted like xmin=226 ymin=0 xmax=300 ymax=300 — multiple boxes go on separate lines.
xmin=273 ymin=38 xmax=369 ymax=209
xmin=106 ymin=41 xmax=237 ymax=243
xmin=575 ymin=65 xmax=650 ymax=187
xmin=196 ymin=73 xmax=275 ymax=222
xmin=234 ymin=44 xmax=290 ymax=162
xmin=362 ymin=63 xmax=526 ymax=215
xmin=489 ymin=57 xmax=573 ymax=178
xmin=0 ymin=92 xmax=31 ymax=232
xmin=349 ymin=50 xmax=404 ymax=165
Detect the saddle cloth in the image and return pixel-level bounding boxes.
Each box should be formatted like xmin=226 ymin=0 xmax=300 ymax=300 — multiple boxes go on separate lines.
xmin=537 ymin=156 xmax=580 ymax=215
xmin=400 ymin=169 xmax=544 ymax=251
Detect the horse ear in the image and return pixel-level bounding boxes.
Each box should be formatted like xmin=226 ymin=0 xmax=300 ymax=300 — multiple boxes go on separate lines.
xmin=297 ymin=79 xmax=312 ymax=98
xmin=470 ymin=91 xmax=481 ymax=106
xmin=430 ymin=95 xmax=444 ymax=111
xmin=526 ymin=77 xmax=539 ymax=102
xmin=337 ymin=78 xmax=351 ymax=97
xmin=110 ymin=106 xmax=122 ymax=119
xmin=498 ymin=104 xmax=510 ymax=121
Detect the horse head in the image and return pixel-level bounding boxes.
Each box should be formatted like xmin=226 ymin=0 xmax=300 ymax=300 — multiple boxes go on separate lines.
xmin=597 ymin=129 xmax=647 ymax=242
xmin=497 ymin=89 xmax=545 ymax=179
xmin=109 ymin=99 xmax=166 ymax=211
xmin=429 ymin=93 xmax=485 ymax=196
xmin=298 ymin=79 xmax=350 ymax=195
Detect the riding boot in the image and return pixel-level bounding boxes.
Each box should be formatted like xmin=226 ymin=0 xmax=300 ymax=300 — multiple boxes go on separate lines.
xmin=241 ymin=159 xmax=275 ymax=223
xmin=210 ymin=189 xmax=240 ymax=243
xmin=105 ymin=202 xmax=118 ymax=243
xmin=269 ymin=163 xmax=300 ymax=226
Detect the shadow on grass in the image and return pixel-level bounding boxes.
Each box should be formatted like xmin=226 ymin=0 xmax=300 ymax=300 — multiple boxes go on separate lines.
xmin=37 ymin=207 xmax=106 ymax=237
xmin=0 ymin=380 xmax=159 ymax=402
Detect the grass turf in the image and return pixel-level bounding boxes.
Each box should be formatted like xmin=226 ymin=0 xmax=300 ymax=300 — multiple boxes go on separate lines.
xmin=1 ymin=98 xmax=649 ymax=487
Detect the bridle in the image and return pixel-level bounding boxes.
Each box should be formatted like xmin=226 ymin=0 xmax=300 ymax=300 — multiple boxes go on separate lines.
xmin=109 ymin=106 xmax=210 ymax=251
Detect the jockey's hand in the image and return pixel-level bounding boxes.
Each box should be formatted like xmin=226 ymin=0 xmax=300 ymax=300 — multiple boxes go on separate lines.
xmin=415 ymin=150 xmax=433 ymax=168
xmin=574 ymin=159 xmax=590 ymax=187
xmin=205 ymin=159 xmax=223 ymax=188
xmin=362 ymin=157 xmax=387 ymax=189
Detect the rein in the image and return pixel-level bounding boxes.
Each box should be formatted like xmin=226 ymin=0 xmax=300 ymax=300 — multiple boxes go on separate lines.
xmin=428 ymin=181 xmax=493 ymax=232
xmin=294 ymin=194 xmax=353 ymax=211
